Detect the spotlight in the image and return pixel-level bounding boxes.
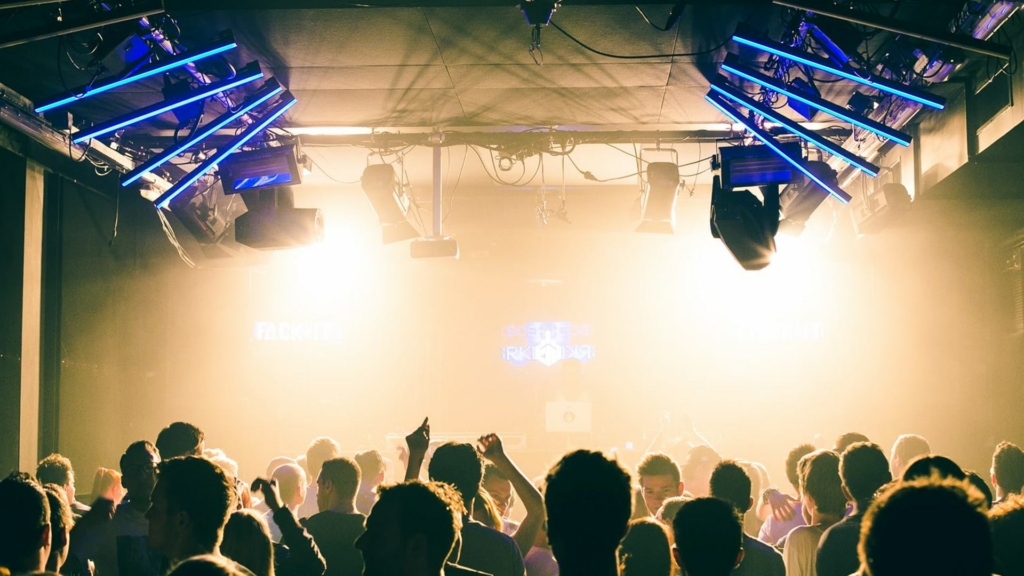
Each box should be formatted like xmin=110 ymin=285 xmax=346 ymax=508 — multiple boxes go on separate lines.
xmin=518 ymin=0 xmax=560 ymax=26
xmin=219 ymin=143 xmax=310 ymax=193
xmin=710 ymin=175 xmax=780 ymax=271
xmin=636 ymin=162 xmax=680 ymax=234
xmin=234 ymin=187 xmax=324 ymax=250
xmin=778 ymin=161 xmax=841 ymax=236
xmin=360 ymin=164 xmax=420 ymax=244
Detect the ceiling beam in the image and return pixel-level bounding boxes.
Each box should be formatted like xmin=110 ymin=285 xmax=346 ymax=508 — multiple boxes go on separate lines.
xmin=165 ymin=0 xmax=773 ymax=9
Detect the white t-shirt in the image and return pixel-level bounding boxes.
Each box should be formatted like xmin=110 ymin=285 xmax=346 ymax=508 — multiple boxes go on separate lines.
xmin=783 ymin=524 xmax=826 ymax=576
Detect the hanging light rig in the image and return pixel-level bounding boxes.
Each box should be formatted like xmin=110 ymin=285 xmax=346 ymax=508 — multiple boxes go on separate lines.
xmin=518 ymin=0 xmax=560 ymax=64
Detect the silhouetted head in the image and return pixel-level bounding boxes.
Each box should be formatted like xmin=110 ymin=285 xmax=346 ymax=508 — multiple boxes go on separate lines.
xmin=671 ymin=497 xmax=743 ymax=576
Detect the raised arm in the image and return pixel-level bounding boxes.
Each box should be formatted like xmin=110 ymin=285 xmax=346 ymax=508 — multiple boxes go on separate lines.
xmin=252 ymin=477 xmax=327 ymax=576
xmin=404 ymin=417 xmax=430 ymax=482
xmin=477 ymin=434 xmax=545 ymax=555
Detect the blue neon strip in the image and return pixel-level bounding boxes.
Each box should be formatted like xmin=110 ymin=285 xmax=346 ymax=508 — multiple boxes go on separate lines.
xmin=709 ymin=80 xmax=880 ymax=177
xmin=721 ymin=58 xmax=912 ymax=147
xmin=155 ymin=96 xmax=297 ymax=209
xmin=122 ymin=84 xmax=283 ymax=186
xmin=72 ymin=68 xmax=264 ymax=144
xmin=704 ymin=92 xmax=851 ymax=204
xmin=732 ymin=33 xmax=945 ymax=110
xmin=35 ymin=41 xmax=237 ymax=113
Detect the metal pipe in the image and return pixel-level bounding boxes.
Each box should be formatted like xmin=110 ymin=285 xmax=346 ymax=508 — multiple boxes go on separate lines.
xmin=774 ymin=0 xmax=1013 ymax=59
xmin=432 ymin=144 xmax=442 ymax=238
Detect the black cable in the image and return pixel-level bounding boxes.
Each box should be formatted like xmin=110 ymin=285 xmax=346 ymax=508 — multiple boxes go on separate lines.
xmin=550 ymin=20 xmax=728 ymax=59
xmin=633 ymin=5 xmax=669 ymax=32
xmin=442 ymin=145 xmax=468 ymax=223
xmin=109 ymin=186 xmax=120 ymax=247
xmin=565 ymin=153 xmax=639 ymax=182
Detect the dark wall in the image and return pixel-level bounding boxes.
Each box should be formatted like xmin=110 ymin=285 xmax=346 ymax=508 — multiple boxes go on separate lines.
xmin=0 ymin=146 xmax=27 ymax=475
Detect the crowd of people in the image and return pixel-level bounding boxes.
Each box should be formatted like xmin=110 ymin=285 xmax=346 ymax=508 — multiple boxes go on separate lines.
xmin=1 ymin=419 xmax=1023 ymax=576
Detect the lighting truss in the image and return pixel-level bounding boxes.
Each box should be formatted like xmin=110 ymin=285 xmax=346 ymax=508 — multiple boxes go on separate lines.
xmin=773 ymin=0 xmax=1013 ymax=60
xmin=71 ymin=62 xmax=263 ymax=144
xmin=36 ymin=32 xmax=238 ymax=114
xmin=121 ymin=78 xmax=283 ymax=187
xmin=709 ymin=75 xmax=881 ymax=177
xmin=0 ymin=1 xmax=164 ymax=50
xmin=731 ymin=30 xmax=946 ymax=110
xmin=704 ymin=92 xmax=852 ymax=204
xmin=154 ymin=92 xmax=298 ymax=209
xmin=721 ymin=54 xmax=912 ymax=147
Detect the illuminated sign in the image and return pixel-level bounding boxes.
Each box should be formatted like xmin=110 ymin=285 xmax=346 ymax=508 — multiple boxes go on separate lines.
xmin=253 ymin=321 xmax=342 ymax=342
xmin=502 ymin=322 xmax=595 ymax=366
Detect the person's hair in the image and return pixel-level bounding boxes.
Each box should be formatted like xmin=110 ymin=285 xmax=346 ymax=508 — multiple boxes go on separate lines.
xmin=473 ymin=487 xmax=502 ymax=530
xmin=42 ymin=484 xmax=72 ymax=539
xmin=618 ymin=518 xmax=672 ymax=576
xmin=965 ymin=471 xmax=994 ymax=509
xmin=354 ymin=450 xmax=384 ymax=482
xmin=681 ymin=446 xmax=721 ymax=484
xmin=205 ymin=450 xmax=239 ymax=481
xmin=545 ymin=450 xmax=632 ymax=556
xmin=376 ymin=481 xmax=466 ymax=571
xmin=860 ymin=478 xmax=991 ymax=576
xmin=221 ymin=510 xmax=274 ymax=576
xmin=483 ymin=463 xmax=508 ymax=484
xmin=637 ymin=453 xmax=681 ymax=485
xmin=166 ymin=554 xmax=254 ymax=576
xmin=91 ymin=468 xmax=123 ymax=501
xmin=158 ymin=457 xmax=236 ymax=549
xmin=656 ymin=496 xmax=687 ymax=524
xmin=0 ymin=472 xmax=50 ymax=571
xmin=671 ymin=498 xmax=742 ymax=576
xmin=305 ymin=437 xmax=341 ymax=481
xmin=156 ymin=422 xmax=205 ymax=460
xmin=901 ymin=455 xmax=965 ymax=482
xmin=709 ymin=460 xmax=751 ymax=514
xmin=993 ymin=441 xmax=1024 ymax=496
xmin=121 ymin=440 xmax=159 ymax=472
xmin=36 ymin=454 xmax=73 ymax=487
xmin=270 ymin=464 xmax=306 ymax=504
xmin=839 ymin=442 xmax=891 ymax=505
xmin=835 ymin=432 xmax=871 ymax=453
xmin=786 ymin=444 xmax=816 ymax=490
xmin=891 ymin=434 xmax=930 ymax=466
xmin=428 ymin=442 xmax=484 ymax=506
xmin=990 ymin=494 xmax=1024 ymax=576
xmin=264 ymin=457 xmax=296 ymax=479
xmin=800 ymin=450 xmax=846 ymax=516
xmin=320 ymin=458 xmax=360 ymax=502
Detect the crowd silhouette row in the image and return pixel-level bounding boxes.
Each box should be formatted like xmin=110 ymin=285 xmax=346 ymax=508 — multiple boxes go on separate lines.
xmin=2 ymin=419 xmax=1023 ymax=576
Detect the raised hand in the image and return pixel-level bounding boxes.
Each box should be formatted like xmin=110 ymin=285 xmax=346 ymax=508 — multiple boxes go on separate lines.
xmin=405 ymin=417 xmax=430 ymax=455
xmin=766 ymin=488 xmax=797 ymax=522
xmin=252 ymin=477 xmax=285 ymax=512
xmin=477 ymin=433 xmax=508 ymax=464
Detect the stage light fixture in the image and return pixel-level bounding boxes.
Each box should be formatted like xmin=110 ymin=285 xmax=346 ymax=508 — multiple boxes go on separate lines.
xmin=234 ymin=187 xmax=324 ymax=250
xmin=121 ymin=79 xmax=283 ymax=187
xmin=359 ymin=163 xmax=420 ymax=245
xmin=154 ymin=92 xmax=297 ymax=209
xmin=219 ymin=143 xmax=310 ymax=193
xmin=721 ymin=54 xmax=912 ymax=147
xmin=772 ymin=0 xmax=1013 ymax=60
xmin=778 ymin=160 xmax=841 ymax=235
xmin=851 ymin=182 xmax=912 ymax=235
xmin=636 ymin=162 xmax=681 ymax=234
xmin=731 ymin=29 xmax=946 ymax=110
xmin=35 ymin=32 xmax=238 ymax=113
xmin=704 ymin=92 xmax=852 ymax=204
xmin=0 ymin=0 xmax=164 ymax=50
xmin=719 ymin=143 xmax=800 ymax=190
xmin=72 ymin=61 xmax=264 ymax=144
xmin=710 ymin=175 xmax=780 ymax=272
xmin=710 ymin=75 xmax=881 ymax=178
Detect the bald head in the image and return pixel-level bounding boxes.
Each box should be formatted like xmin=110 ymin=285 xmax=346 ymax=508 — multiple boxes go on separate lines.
xmin=272 ymin=464 xmax=307 ymax=509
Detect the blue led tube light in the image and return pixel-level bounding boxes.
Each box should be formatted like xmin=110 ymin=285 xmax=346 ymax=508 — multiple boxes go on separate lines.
xmin=704 ymin=92 xmax=852 ymax=204
xmin=721 ymin=53 xmax=912 ymax=147
xmin=709 ymin=75 xmax=881 ymax=177
xmin=36 ymin=32 xmax=238 ymax=113
xmin=72 ymin=62 xmax=263 ymax=144
xmin=731 ymin=31 xmax=946 ymax=110
xmin=155 ymin=93 xmax=297 ymax=210
xmin=121 ymin=79 xmax=283 ymax=187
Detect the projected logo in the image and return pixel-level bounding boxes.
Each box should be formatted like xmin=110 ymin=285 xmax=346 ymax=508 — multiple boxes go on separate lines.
xmin=502 ymin=322 xmax=595 ymax=367
xmin=253 ymin=321 xmax=342 ymax=343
